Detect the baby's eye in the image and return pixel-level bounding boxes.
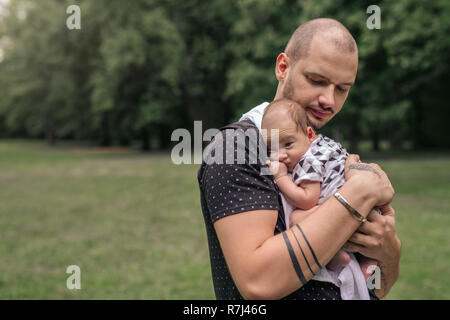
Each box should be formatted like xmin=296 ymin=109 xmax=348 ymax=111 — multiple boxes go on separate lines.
xmin=285 ymin=142 xmax=293 ymax=147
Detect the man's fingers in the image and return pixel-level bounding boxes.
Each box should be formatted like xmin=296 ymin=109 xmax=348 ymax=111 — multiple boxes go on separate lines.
xmin=378 ymin=204 xmax=395 ymax=217
xmin=349 ymin=154 xmax=360 ymax=162
xmin=356 ymin=209 xmax=389 ymax=237
xmin=348 ymin=231 xmax=374 ymax=247
xmin=345 ymin=154 xmax=360 ymax=168
xmin=343 ymin=241 xmax=369 ymax=257
xmin=367 ymin=208 xmax=384 ymax=222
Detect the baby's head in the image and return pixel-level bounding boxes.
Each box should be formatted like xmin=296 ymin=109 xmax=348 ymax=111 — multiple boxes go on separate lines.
xmin=262 ymin=99 xmax=315 ymax=172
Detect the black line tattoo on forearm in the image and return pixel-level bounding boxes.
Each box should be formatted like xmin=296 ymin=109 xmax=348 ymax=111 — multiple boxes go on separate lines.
xmin=282 ymin=231 xmax=307 ymax=285
xmin=295 ymin=224 xmax=323 ymax=270
xmin=290 ymin=229 xmax=315 ymax=276
xmin=347 ymin=163 xmax=381 ymax=178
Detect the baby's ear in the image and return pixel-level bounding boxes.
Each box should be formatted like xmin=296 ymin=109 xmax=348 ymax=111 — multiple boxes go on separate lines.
xmin=307 ymin=126 xmax=315 ymax=141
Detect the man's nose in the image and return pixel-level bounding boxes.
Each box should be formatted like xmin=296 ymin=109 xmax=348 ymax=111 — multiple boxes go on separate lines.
xmin=318 ymin=85 xmax=336 ymax=110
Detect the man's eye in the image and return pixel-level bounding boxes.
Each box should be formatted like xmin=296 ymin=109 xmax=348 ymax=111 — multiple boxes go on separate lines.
xmin=309 ymin=78 xmax=324 ymax=85
xmin=337 ymin=86 xmax=348 ymax=93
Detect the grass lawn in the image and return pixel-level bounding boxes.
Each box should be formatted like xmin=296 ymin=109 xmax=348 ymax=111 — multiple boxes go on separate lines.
xmin=0 ymin=139 xmax=448 ymax=299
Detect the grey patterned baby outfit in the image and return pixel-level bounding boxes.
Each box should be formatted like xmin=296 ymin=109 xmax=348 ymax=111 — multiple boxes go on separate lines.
xmin=292 ymin=134 xmax=348 ymax=205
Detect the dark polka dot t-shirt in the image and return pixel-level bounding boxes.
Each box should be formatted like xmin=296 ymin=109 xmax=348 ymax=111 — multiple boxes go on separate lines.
xmin=197 ymin=120 xmax=346 ymax=300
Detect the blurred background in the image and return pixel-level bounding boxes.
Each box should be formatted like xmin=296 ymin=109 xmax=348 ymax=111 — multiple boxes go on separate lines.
xmin=0 ymin=0 xmax=449 ymax=299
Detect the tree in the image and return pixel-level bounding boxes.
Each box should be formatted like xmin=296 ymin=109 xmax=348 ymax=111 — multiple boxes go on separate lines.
xmin=1 ymin=0 xmax=449 ymax=150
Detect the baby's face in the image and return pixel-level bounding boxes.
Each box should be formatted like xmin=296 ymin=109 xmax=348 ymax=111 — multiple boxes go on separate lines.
xmin=263 ymin=117 xmax=312 ymax=172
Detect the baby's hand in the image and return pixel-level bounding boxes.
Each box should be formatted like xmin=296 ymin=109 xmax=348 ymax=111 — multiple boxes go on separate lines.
xmin=266 ymin=160 xmax=288 ymax=180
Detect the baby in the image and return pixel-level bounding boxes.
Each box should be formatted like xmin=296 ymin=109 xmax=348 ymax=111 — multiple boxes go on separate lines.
xmin=261 ymin=98 xmax=376 ymax=299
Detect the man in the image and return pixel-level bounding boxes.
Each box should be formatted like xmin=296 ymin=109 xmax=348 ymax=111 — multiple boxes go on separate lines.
xmin=198 ymin=18 xmax=401 ymax=300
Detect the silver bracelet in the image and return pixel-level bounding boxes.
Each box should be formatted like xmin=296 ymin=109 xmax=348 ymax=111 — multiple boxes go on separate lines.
xmin=334 ymin=192 xmax=367 ymax=223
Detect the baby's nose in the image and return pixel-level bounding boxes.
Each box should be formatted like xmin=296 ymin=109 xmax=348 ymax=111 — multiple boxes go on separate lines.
xmin=278 ymin=152 xmax=288 ymax=161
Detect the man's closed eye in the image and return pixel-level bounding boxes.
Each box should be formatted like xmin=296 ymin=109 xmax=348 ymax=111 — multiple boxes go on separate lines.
xmin=337 ymin=86 xmax=349 ymax=93
xmin=309 ymin=78 xmax=325 ymax=86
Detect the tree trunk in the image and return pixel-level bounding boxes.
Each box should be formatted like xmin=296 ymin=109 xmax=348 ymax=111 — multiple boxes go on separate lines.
xmin=349 ymin=136 xmax=360 ymax=154
xmin=141 ymin=126 xmax=150 ymax=151
xmin=45 ymin=115 xmax=55 ymax=145
xmin=100 ymin=113 xmax=111 ymax=146
xmin=45 ymin=127 xmax=55 ymax=146
xmin=371 ymin=129 xmax=380 ymax=151
xmin=349 ymin=114 xmax=360 ymax=154
xmin=158 ymin=124 xmax=170 ymax=150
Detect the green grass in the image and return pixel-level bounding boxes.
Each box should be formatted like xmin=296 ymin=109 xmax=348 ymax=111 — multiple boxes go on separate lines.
xmin=373 ymin=157 xmax=450 ymax=299
xmin=0 ymin=139 xmax=213 ymax=299
xmin=0 ymin=139 xmax=449 ymax=299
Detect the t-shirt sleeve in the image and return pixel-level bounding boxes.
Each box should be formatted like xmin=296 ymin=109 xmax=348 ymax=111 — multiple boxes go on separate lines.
xmin=202 ymin=163 xmax=280 ymax=223
xmin=292 ymin=149 xmax=325 ymax=185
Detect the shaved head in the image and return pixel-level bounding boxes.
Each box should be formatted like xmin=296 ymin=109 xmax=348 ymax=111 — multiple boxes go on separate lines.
xmin=285 ymin=18 xmax=357 ymax=64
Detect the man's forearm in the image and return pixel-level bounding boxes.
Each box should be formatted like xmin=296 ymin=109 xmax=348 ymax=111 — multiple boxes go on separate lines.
xmin=236 ymin=180 xmax=377 ymax=299
xmin=216 ymin=165 xmax=393 ymax=299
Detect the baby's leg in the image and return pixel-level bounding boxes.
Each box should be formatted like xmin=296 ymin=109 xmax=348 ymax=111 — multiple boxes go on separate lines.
xmin=326 ymin=249 xmax=351 ymax=271
xmin=358 ymin=256 xmax=378 ymax=282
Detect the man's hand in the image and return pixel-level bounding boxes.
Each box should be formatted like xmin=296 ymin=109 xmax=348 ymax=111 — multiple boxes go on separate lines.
xmin=344 ymin=154 xmax=395 ymax=207
xmin=343 ymin=155 xmax=400 ymax=298
xmin=344 ymin=205 xmax=399 ymax=261
xmin=344 ymin=204 xmax=401 ymax=298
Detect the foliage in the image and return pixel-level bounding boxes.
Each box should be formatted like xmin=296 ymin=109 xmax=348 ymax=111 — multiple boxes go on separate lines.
xmin=0 ymin=0 xmax=449 ymax=150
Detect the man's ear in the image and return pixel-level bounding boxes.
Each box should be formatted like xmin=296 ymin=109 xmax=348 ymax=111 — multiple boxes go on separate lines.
xmin=275 ymin=53 xmax=290 ymax=81
xmin=307 ymin=126 xmax=315 ymax=142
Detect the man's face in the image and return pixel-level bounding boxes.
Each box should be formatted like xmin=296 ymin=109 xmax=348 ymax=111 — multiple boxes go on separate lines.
xmin=279 ymin=34 xmax=358 ymax=130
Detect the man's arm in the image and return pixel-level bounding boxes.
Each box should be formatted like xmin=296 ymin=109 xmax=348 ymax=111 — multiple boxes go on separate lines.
xmin=214 ymin=164 xmax=392 ymax=299
xmin=290 ymin=206 xmax=319 ymax=226
xmin=288 ymin=158 xmax=401 ymax=298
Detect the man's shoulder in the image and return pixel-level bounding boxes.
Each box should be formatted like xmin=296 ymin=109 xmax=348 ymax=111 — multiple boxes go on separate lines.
xmin=220 ymin=119 xmax=258 ymax=131
xmin=200 ymin=119 xmax=265 ymax=169
xmin=205 ymin=119 xmax=259 ymax=147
